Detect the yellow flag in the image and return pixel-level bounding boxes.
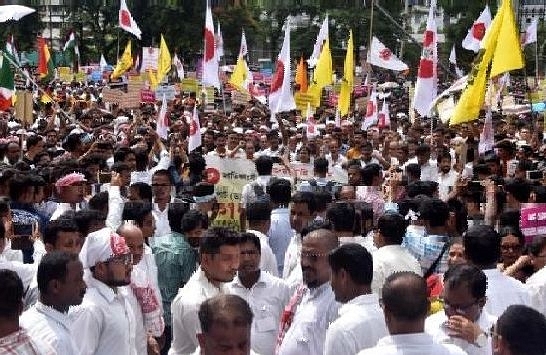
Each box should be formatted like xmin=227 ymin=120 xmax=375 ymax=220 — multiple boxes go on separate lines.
xmin=148 ymin=68 xmax=159 ymax=90
xmin=154 ymin=34 xmax=172 ymax=89
xmin=229 ymin=55 xmax=248 ymax=92
xmin=111 ymin=41 xmax=133 ymax=80
xmin=450 ymin=0 xmax=524 ymax=126
xmin=295 ymin=57 xmax=308 ymax=93
xmin=308 ymin=39 xmax=332 ymax=105
xmin=339 ymin=30 xmax=354 ymax=116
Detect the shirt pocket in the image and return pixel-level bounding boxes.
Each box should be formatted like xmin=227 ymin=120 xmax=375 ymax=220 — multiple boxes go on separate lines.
xmin=255 ymin=316 xmax=278 ymax=333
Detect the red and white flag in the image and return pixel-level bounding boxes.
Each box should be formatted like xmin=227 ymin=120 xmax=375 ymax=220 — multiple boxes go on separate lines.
xmin=156 ymin=94 xmax=169 ymax=140
xmin=269 ymin=18 xmax=296 ymax=115
xmin=378 ymin=99 xmax=390 ymax=128
xmin=188 ymin=105 xmax=202 ymax=152
xmin=369 ymin=36 xmax=408 ymax=71
xmin=306 ymin=103 xmax=318 ymax=138
xmin=202 ymin=3 xmax=220 ymax=88
xmin=239 ymin=28 xmax=248 ymax=57
xmin=119 ymin=0 xmax=141 ymax=40
xmin=362 ymin=89 xmax=378 ymax=130
xmin=173 ymin=53 xmax=184 ymax=79
xmin=522 ymin=18 xmax=538 ymax=46
xmin=462 ymin=5 xmax=491 ymax=52
xmin=413 ymin=0 xmax=437 ymax=118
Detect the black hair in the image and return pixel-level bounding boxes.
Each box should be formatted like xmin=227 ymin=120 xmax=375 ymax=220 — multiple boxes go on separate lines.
xmin=8 ymin=174 xmax=31 ymax=201
xmin=152 ymin=169 xmax=173 ymax=185
xmin=88 ymin=191 xmax=109 ymax=213
xmin=37 ymin=251 xmax=80 ymax=295
xmin=497 ymin=305 xmax=546 ymax=355
xmin=443 ymin=264 xmax=487 ymax=299
xmin=504 ymin=178 xmax=531 ymax=203
xmin=498 ymin=226 xmax=525 ymax=247
xmin=447 ymin=198 xmax=468 ymax=235
xmin=122 ymin=201 xmax=153 ymax=228
xmin=26 ymin=134 xmax=43 ymax=149
xmin=415 ymin=144 xmax=431 ymax=155
xmin=113 ymin=147 xmax=134 ymax=163
xmin=44 ymin=218 xmax=79 ymax=246
xmin=267 ymin=178 xmax=292 ymax=205
xmin=129 ymin=182 xmax=153 ymax=202
xmin=199 ymin=227 xmax=240 ymax=255
xmin=419 ymin=198 xmax=449 ymax=228
xmin=168 ymin=202 xmax=190 ymax=234
xmin=463 ymin=225 xmax=501 ymax=267
xmin=291 ymin=191 xmax=317 ymax=214
xmin=73 ymin=209 xmax=106 ymax=237
xmin=405 ymin=163 xmax=421 ymax=180
xmin=436 ymin=150 xmax=452 ymax=164
xmin=181 ymin=209 xmax=209 ymax=233
xmin=239 ymin=232 xmax=261 ymax=253
xmin=246 ymin=202 xmax=271 ymax=222
xmin=361 ymin=163 xmax=381 ymax=185
xmin=406 ymin=181 xmax=438 ymax=198
xmin=313 ymin=157 xmax=329 ymax=175
xmin=377 ymin=212 xmax=407 ymax=245
xmin=198 ymin=294 xmax=253 ymax=333
xmin=0 ymin=269 xmax=23 ymax=318
xmin=111 ymin=162 xmax=130 ymax=174
xmin=314 ymin=191 xmax=332 ymax=213
xmin=498 ymin=209 xmax=521 ymax=230
xmin=255 ymin=156 xmax=273 ymax=176
xmin=326 ymin=202 xmax=355 ymax=232
xmin=328 ymin=243 xmax=373 ymax=285
xmin=382 ymin=271 xmax=429 ymax=321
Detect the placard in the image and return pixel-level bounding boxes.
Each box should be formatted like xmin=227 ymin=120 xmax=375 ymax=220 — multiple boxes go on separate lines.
xmin=520 ymin=203 xmax=546 ymax=243
xmin=102 ymin=88 xmax=123 ymax=104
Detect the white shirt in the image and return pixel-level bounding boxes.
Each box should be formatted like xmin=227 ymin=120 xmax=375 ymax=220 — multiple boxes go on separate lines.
xmin=69 ymin=276 xmax=137 ymax=355
xmin=277 ymin=283 xmax=339 ymax=355
xmin=339 ymin=235 xmax=377 ymax=253
xmin=282 ymin=234 xmax=302 ymax=293
xmin=357 ymin=333 xmax=468 ymax=355
xmin=50 ymin=202 xmax=78 ymax=221
xmin=438 ymin=169 xmax=459 ymax=201
xmin=227 ymin=271 xmax=291 ymax=355
xmin=20 ymin=301 xmax=77 ymax=355
xmin=126 ymin=290 xmax=146 ymax=355
xmin=247 ymin=229 xmax=279 ymax=277
xmin=325 ymin=153 xmax=347 ymax=168
xmin=425 ymin=309 xmax=497 ymax=355
xmin=526 ymin=266 xmax=546 ymax=316
xmin=130 ymin=149 xmax=170 ymax=185
xmin=421 ymin=160 xmax=439 ymax=182
xmin=268 ymin=208 xmax=293 ymax=276
xmin=169 ymin=267 xmax=229 ymax=355
xmin=324 ymin=293 xmax=388 ymax=355
xmin=371 ymin=245 xmax=422 ymax=296
xmin=482 ymin=268 xmax=531 ymax=317
xmin=241 ymin=176 xmax=272 ymax=208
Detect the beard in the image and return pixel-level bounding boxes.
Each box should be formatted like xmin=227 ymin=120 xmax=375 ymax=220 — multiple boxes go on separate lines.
xmin=441 ymin=166 xmax=451 ymax=174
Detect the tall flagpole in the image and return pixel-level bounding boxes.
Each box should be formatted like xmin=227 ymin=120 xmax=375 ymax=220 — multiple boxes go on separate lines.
xmin=536 ymin=40 xmax=540 ymax=86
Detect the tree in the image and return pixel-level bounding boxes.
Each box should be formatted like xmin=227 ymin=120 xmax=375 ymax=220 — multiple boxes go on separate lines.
xmin=0 ymin=12 xmax=43 ymax=52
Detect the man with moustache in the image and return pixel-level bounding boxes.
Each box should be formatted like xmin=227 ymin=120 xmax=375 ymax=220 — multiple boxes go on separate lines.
xmin=70 ymin=228 xmax=137 ymax=355
xmin=20 ymin=251 xmax=87 ymax=355
xmin=276 ymin=227 xmax=340 ymax=355
xmin=169 ymin=227 xmax=240 ymax=355
xmin=437 ymin=150 xmax=459 ymax=201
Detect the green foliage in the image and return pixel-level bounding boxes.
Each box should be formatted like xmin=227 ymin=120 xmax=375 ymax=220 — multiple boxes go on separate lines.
xmin=0 ymin=12 xmax=43 ymax=52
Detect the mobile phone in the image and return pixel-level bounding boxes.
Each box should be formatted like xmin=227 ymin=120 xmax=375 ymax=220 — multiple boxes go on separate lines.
xmin=526 ymin=170 xmax=543 ymax=180
xmin=97 ymin=171 xmax=112 ymax=184
xmin=11 ymin=223 xmax=33 ymax=250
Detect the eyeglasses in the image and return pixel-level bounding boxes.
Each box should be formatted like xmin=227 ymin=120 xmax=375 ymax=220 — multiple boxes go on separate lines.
xmin=501 ymin=244 xmax=522 ymax=252
xmin=300 ymin=251 xmax=329 ymax=262
xmin=107 ymin=254 xmax=133 ymax=266
xmin=441 ymin=298 xmax=480 ymax=315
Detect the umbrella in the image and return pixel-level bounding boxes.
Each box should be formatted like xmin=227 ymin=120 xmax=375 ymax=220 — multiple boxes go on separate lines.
xmin=0 ymin=5 xmax=36 ymax=23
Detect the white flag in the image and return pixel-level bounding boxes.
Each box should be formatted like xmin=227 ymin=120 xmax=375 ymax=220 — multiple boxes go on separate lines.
xmin=173 ymin=54 xmax=184 ymax=80
xmin=523 ymin=18 xmax=538 ymax=45
xmin=157 ymin=94 xmax=169 ymax=140
xmin=413 ymin=0 xmax=437 ymax=118
xmin=118 ymin=0 xmax=142 ymax=39
xmin=378 ymin=99 xmax=390 ymax=128
xmin=188 ymin=105 xmax=202 ymax=152
xmin=479 ymin=108 xmax=494 ymax=154
xmin=362 ymin=89 xmax=378 ymax=130
xmin=100 ymin=54 xmax=108 ymax=71
xmin=216 ymin=21 xmax=224 ymax=58
xmin=369 ymin=36 xmax=409 ymax=71
xmin=203 ymin=3 xmax=220 ymax=88
xmin=309 ymin=15 xmax=329 ymax=68
xmin=462 ymin=5 xmax=491 ymax=52
xmin=269 ymin=18 xmax=296 ymax=115
xmin=239 ymin=29 xmax=248 ymax=57
xmin=449 ymin=45 xmax=464 ymax=78
xmin=306 ymin=103 xmax=318 ymax=138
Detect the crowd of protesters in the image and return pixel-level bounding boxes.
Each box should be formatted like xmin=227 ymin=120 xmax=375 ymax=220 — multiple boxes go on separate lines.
xmin=0 ymin=72 xmax=546 ymax=355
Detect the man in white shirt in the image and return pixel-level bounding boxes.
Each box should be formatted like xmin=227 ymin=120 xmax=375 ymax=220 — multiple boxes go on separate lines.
xmin=426 ymin=264 xmax=496 ymax=355
xmin=358 ymin=272 xmax=466 ymax=355
xmin=240 ymin=156 xmax=273 ymax=229
xmin=277 ymin=228 xmax=340 ymax=355
xmin=325 ymin=243 xmax=388 ymax=355
xmin=70 ymin=228 xmax=137 ymax=355
xmin=50 ymin=173 xmax=87 ymax=221
xmin=437 ymin=150 xmax=459 ymax=201
xmin=463 ymin=225 xmax=530 ymax=317
xmin=227 ymin=233 xmax=290 ymax=355
xmin=267 ymin=178 xmax=294 ymax=276
xmin=195 ymin=294 xmax=258 ymax=355
xmin=21 ymin=251 xmax=87 ymax=355
xmin=410 ymin=144 xmax=439 ymax=182
xmin=371 ymin=212 xmax=422 ymax=295
xmin=246 ymin=202 xmax=278 ymax=276
xmin=526 ymin=237 xmax=546 ymax=316
xmin=169 ymin=227 xmax=240 ymax=355
xmin=327 ymin=202 xmax=376 ymax=252
xmin=325 ymin=140 xmax=347 ymax=168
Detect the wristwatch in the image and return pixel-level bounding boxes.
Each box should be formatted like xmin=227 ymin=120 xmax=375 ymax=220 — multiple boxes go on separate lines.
xmin=475 ymin=331 xmax=488 ymax=348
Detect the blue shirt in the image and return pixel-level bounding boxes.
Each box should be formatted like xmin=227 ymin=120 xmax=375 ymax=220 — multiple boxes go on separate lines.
xmin=403 ymin=227 xmax=449 ymax=275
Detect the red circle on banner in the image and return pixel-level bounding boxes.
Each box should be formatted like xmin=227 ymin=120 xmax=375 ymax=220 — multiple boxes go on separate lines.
xmin=379 ymin=48 xmax=392 ymax=61
xmin=120 ymin=10 xmax=131 ymax=27
xmin=270 ymin=60 xmax=285 ymax=93
xmin=206 ymin=167 xmax=221 ymax=184
xmin=472 ymin=23 xmax=486 ymax=41
xmin=189 ymin=119 xmax=197 ymax=135
xmin=204 ymin=29 xmax=215 ymax=61
xmin=423 ymin=30 xmax=435 ymax=47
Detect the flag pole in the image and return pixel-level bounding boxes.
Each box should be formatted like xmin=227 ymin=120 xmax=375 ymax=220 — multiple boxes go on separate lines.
xmin=117 ymin=29 xmax=120 ymax=61
xmin=536 ymin=40 xmax=540 ymax=86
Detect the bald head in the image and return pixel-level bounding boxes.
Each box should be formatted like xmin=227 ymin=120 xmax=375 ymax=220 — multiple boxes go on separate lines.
xmin=117 ymin=224 xmax=144 ymax=265
xmin=382 ymin=272 xmax=429 ymax=327
xmin=301 ymin=228 xmax=338 ymax=288
xmin=305 ymin=228 xmax=339 ymax=252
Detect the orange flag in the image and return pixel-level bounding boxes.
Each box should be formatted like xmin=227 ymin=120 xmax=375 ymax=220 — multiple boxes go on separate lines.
xmin=295 ymin=56 xmax=308 ymax=93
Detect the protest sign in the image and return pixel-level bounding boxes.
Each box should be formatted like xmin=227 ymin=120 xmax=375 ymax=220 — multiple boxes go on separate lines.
xmin=520 ymin=203 xmax=546 ymax=243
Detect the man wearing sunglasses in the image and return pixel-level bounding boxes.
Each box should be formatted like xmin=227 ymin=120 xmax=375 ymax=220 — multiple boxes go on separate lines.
xmin=425 ymin=264 xmax=496 ymax=355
